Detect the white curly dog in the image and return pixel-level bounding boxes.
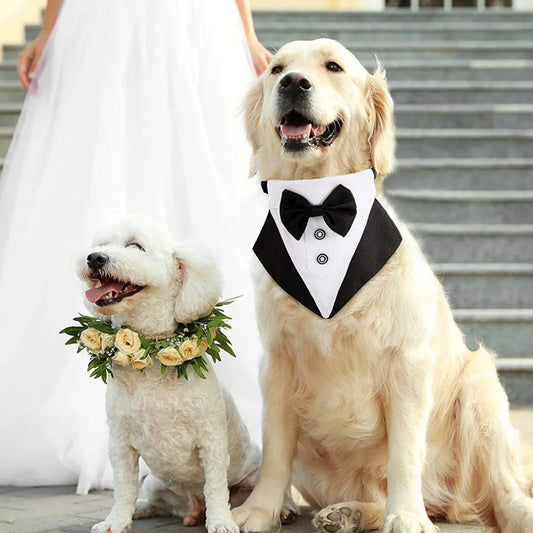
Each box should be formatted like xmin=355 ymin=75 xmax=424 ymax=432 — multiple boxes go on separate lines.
xmin=77 ymin=215 xmax=260 ymax=533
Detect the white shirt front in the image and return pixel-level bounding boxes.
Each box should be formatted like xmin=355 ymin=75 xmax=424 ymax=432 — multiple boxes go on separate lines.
xmin=265 ymin=169 xmax=376 ymax=318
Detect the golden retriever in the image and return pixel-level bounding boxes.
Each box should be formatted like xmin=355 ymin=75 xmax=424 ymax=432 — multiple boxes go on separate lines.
xmin=232 ymin=38 xmax=533 ymax=533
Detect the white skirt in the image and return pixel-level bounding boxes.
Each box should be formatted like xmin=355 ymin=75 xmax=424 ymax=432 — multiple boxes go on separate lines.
xmin=0 ymin=0 xmax=266 ymax=493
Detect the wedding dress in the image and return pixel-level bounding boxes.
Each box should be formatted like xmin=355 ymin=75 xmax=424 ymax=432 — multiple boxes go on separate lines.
xmin=0 ymin=0 xmax=265 ymax=494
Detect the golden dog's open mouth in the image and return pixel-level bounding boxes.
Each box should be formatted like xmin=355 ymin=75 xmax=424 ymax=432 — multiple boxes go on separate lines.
xmin=86 ymin=275 xmax=145 ymax=307
xmin=277 ymin=110 xmax=342 ymax=152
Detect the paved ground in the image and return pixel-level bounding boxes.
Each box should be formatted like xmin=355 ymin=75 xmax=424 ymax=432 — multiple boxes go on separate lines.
xmin=1 ymin=409 xmax=532 ymax=533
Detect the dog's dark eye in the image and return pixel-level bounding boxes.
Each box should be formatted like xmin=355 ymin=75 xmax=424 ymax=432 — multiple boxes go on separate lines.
xmin=271 ymin=65 xmax=283 ymax=75
xmin=326 ymin=61 xmax=343 ymax=73
xmin=127 ymin=242 xmax=145 ymax=252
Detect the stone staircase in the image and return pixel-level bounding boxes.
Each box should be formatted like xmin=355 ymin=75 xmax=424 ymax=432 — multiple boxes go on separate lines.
xmin=1 ymin=9 xmax=532 ymax=402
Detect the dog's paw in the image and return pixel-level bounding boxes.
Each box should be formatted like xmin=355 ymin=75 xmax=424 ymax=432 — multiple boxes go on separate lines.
xmin=280 ymin=506 xmax=298 ymax=525
xmin=206 ymin=517 xmax=240 ymax=533
xmin=91 ymin=520 xmax=132 ymax=533
xmin=313 ymin=505 xmax=361 ymax=533
xmin=382 ymin=512 xmax=437 ymax=533
xmin=132 ymin=499 xmax=154 ymax=520
xmin=232 ymin=504 xmax=277 ymax=532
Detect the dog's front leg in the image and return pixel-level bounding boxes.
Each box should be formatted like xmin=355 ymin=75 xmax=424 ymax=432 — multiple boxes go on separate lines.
xmin=233 ymin=347 xmax=297 ymax=532
xmin=383 ymin=347 xmax=437 ymax=533
xmin=197 ymin=416 xmax=239 ymax=533
xmin=91 ymin=430 xmax=139 ymax=533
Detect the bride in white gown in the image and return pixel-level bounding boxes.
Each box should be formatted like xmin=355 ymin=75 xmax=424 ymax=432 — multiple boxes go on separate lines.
xmin=0 ymin=0 xmax=270 ymax=494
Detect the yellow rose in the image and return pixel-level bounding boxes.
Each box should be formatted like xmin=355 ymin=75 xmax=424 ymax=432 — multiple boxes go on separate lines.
xmin=101 ymin=334 xmax=115 ymax=351
xmin=209 ymin=328 xmax=217 ymax=340
xmin=112 ymin=351 xmax=130 ymax=366
xmin=199 ymin=338 xmax=208 ymax=353
xmin=156 ymin=347 xmax=182 ymax=367
xmin=80 ymin=328 xmax=102 ymax=352
xmin=178 ymin=338 xmax=201 ymax=362
xmin=131 ymin=349 xmax=153 ymax=370
xmin=114 ymin=328 xmax=141 ymax=355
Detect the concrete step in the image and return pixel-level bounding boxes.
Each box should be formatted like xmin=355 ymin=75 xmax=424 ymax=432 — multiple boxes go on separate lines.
xmin=388 ymin=189 xmax=533 ymax=224
xmin=0 ymin=104 xmax=21 ymax=128
xmin=0 ymin=81 xmax=24 ymax=104
xmin=0 ymin=63 xmax=18 ymax=81
xmin=390 ymin=159 xmax=533 ymax=190
xmin=383 ymin=61 xmax=533 ymax=81
xmin=0 ymin=127 xmax=13 ymax=157
xmin=395 ymin=105 xmax=533 ymax=129
xmin=253 ymin=9 xmax=533 ymax=24
xmin=456 ymin=308 xmax=533 ymax=358
xmin=396 ymin=129 xmax=533 ymax=158
xmin=391 ymin=81 xmax=533 ymax=105
xmin=410 ymin=223 xmax=533 ymax=263
xmin=497 ymin=358 xmax=533 ymax=405
xmin=256 ymin=23 xmax=533 ymax=43
xmin=434 ymin=263 xmax=533 ymax=309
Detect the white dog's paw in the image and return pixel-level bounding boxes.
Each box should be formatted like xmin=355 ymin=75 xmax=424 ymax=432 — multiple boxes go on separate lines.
xmin=232 ymin=504 xmax=277 ymax=532
xmin=91 ymin=519 xmax=132 ymax=533
xmin=132 ymin=498 xmax=165 ymax=520
xmin=207 ymin=517 xmax=240 ymax=533
xmin=313 ymin=505 xmax=361 ymax=533
xmin=382 ymin=512 xmax=437 ymax=533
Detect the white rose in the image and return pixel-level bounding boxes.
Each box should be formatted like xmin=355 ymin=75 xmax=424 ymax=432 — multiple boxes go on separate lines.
xmin=101 ymin=334 xmax=115 ymax=351
xmin=131 ymin=349 xmax=153 ymax=370
xmin=112 ymin=351 xmax=130 ymax=366
xmin=80 ymin=328 xmax=102 ymax=352
xmin=156 ymin=347 xmax=183 ymax=367
xmin=178 ymin=338 xmax=201 ymax=362
xmin=114 ymin=328 xmax=141 ymax=355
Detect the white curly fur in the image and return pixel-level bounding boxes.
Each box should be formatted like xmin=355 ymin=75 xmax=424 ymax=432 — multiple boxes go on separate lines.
xmin=233 ymin=39 xmax=533 ymax=533
xmin=77 ymin=214 xmax=261 ymax=533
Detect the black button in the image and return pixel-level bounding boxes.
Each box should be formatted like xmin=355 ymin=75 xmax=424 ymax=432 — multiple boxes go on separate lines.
xmin=316 ymin=253 xmax=328 ymax=265
xmin=314 ymin=229 xmax=326 ymax=240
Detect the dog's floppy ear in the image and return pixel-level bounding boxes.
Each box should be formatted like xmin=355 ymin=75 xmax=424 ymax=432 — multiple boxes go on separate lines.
xmin=365 ymin=64 xmax=396 ymax=179
xmin=173 ymin=247 xmax=221 ymax=324
xmin=243 ymin=78 xmax=264 ymax=175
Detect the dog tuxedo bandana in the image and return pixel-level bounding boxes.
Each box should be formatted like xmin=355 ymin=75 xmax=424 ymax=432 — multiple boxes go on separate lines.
xmin=253 ymin=169 xmax=402 ymax=318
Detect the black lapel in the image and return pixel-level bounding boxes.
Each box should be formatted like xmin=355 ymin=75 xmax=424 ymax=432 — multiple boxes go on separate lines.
xmin=329 ymin=199 xmax=402 ymax=317
xmin=253 ymin=212 xmax=321 ymax=316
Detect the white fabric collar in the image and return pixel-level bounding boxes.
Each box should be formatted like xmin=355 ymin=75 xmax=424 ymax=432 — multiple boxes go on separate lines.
xmin=264 ymin=169 xmax=376 ymax=318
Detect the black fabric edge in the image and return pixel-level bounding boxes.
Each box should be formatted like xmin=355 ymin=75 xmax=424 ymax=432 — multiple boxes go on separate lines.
xmin=329 ymin=199 xmax=402 ymax=317
xmin=253 ymin=212 xmax=322 ymax=317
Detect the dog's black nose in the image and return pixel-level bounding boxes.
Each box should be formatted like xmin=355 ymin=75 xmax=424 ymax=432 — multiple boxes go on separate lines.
xmin=87 ymin=252 xmax=109 ymax=271
xmin=279 ymin=73 xmax=313 ymax=95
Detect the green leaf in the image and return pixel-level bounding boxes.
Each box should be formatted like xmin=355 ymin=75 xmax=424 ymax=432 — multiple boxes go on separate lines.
xmin=161 ymin=364 xmax=166 ymax=375
xmin=192 ymin=361 xmax=206 ymax=379
xmin=73 ymin=316 xmax=95 ymax=325
xmin=65 ymin=337 xmax=79 ymax=346
xmin=91 ymin=323 xmax=116 ymax=335
xmin=60 ymin=326 xmax=84 ymax=335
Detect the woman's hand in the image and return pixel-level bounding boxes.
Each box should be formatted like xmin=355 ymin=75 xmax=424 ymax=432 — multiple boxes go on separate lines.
xmin=17 ymin=32 xmax=50 ymax=90
xmin=247 ymin=36 xmax=272 ymax=77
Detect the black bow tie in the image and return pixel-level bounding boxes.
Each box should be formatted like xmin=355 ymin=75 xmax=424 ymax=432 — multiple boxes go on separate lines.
xmin=279 ymin=184 xmax=357 ymax=240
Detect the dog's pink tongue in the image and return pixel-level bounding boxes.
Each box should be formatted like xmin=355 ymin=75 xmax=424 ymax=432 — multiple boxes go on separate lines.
xmin=281 ymin=123 xmax=312 ymax=137
xmin=86 ymin=281 xmax=125 ymax=303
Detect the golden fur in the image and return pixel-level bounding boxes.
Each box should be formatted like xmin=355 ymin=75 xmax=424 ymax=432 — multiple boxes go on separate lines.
xmin=232 ymin=39 xmax=533 ymax=533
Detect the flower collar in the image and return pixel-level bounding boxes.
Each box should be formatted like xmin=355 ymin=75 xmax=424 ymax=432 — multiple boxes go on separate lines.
xmin=60 ymin=299 xmax=236 ymax=383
